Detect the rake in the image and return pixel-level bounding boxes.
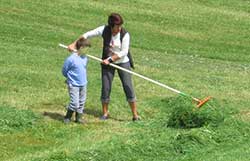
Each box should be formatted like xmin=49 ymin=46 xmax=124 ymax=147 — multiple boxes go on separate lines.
xmin=59 ymin=43 xmax=211 ymax=108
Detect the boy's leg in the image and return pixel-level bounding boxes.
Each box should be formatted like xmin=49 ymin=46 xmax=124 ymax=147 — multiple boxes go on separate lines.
xmin=78 ymin=85 xmax=87 ymax=113
xmin=76 ymin=86 xmax=87 ymax=123
xmin=64 ymin=109 xmax=74 ymax=124
xmin=75 ymin=112 xmax=84 ymax=124
xmin=65 ymin=84 xmax=79 ymax=123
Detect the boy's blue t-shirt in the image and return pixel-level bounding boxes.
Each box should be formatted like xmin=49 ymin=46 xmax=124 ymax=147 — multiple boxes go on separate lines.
xmin=62 ymin=52 xmax=88 ymax=86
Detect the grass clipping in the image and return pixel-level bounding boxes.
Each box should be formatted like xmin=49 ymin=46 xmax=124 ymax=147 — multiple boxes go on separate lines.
xmin=166 ymin=96 xmax=223 ymax=128
xmin=0 ymin=105 xmax=39 ymax=133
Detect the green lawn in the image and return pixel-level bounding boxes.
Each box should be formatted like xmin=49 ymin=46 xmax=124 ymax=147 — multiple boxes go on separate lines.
xmin=0 ymin=0 xmax=250 ymax=161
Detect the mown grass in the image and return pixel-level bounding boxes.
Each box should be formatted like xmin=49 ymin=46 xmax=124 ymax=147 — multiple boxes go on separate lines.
xmin=0 ymin=0 xmax=250 ymax=160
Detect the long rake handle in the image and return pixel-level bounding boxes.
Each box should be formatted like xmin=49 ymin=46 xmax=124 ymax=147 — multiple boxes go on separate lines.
xmin=59 ymin=43 xmax=200 ymax=102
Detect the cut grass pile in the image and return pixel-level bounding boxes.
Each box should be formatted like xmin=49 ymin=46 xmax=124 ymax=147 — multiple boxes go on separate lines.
xmin=0 ymin=105 xmax=40 ymax=133
xmin=166 ymin=96 xmax=224 ymax=128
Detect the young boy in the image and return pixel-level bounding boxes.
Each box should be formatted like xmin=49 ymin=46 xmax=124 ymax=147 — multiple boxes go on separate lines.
xmin=62 ymin=38 xmax=91 ymax=124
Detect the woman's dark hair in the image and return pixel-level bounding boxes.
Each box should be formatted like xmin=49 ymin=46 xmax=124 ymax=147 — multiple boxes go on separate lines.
xmin=76 ymin=37 xmax=91 ymax=50
xmin=108 ymin=13 xmax=123 ymax=27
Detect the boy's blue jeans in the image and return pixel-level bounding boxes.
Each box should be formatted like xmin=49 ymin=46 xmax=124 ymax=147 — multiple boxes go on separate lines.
xmin=67 ymin=84 xmax=87 ymax=114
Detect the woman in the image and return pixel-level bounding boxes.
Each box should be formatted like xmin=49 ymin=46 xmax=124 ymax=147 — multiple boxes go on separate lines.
xmin=68 ymin=13 xmax=140 ymax=121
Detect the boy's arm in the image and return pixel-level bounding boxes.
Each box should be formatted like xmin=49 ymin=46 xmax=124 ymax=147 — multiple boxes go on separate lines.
xmin=62 ymin=58 xmax=71 ymax=77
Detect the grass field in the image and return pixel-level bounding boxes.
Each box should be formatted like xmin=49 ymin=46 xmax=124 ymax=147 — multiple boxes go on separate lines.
xmin=0 ymin=0 xmax=250 ymax=160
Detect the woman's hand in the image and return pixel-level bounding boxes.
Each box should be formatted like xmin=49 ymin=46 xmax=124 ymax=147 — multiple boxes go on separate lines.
xmin=102 ymin=58 xmax=111 ymax=65
xmin=102 ymin=54 xmax=119 ymax=65
xmin=68 ymin=43 xmax=76 ymax=52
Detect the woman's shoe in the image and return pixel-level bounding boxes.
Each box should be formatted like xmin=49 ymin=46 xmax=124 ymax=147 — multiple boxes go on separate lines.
xmin=100 ymin=115 xmax=109 ymax=120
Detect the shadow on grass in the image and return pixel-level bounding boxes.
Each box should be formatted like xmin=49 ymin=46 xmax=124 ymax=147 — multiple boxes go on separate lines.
xmin=109 ymin=116 xmax=127 ymax=122
xmin=43 ymin=111 xmax=64 ymax=122
xmin=84 ymin=107 xmax=127 ymax=122
xmin=84 ymin=107 xmax=102 ymax=118
xmin=42 ymin=107 xmax=127 ymax=122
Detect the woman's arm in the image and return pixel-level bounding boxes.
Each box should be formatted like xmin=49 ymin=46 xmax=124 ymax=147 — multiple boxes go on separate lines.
xmin=102 ymin=33 xmax=130 ymax=65
xmin=115 ymin=32 xmax=130 ymax=58
xmin=68 ymin=25 xmax=105 ymax=51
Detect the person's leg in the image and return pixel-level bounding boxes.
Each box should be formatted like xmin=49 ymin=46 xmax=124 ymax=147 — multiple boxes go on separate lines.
xmin=129 ymin=101 xmax=139 ymax=118
xmin=64 ymin=109 xmax=74 ymax=124
xmin=118 ymin=62 xmax=140 ymax=120
xmin=100 ymin=66 xmax=115 ymax=118
xmin=101 ymin=102 xmax=109 ymax=118
xmin=65 ymin=84 xmax=79 ymax=123
xmin=76 ymin=85 xmax=87 ymax=123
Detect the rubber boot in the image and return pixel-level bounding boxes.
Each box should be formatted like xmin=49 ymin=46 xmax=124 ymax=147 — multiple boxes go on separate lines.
xmin=75 ymin=112 xmax=85 ymax=124
xmin=64 ymin=109 xmax=73 ymax=124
